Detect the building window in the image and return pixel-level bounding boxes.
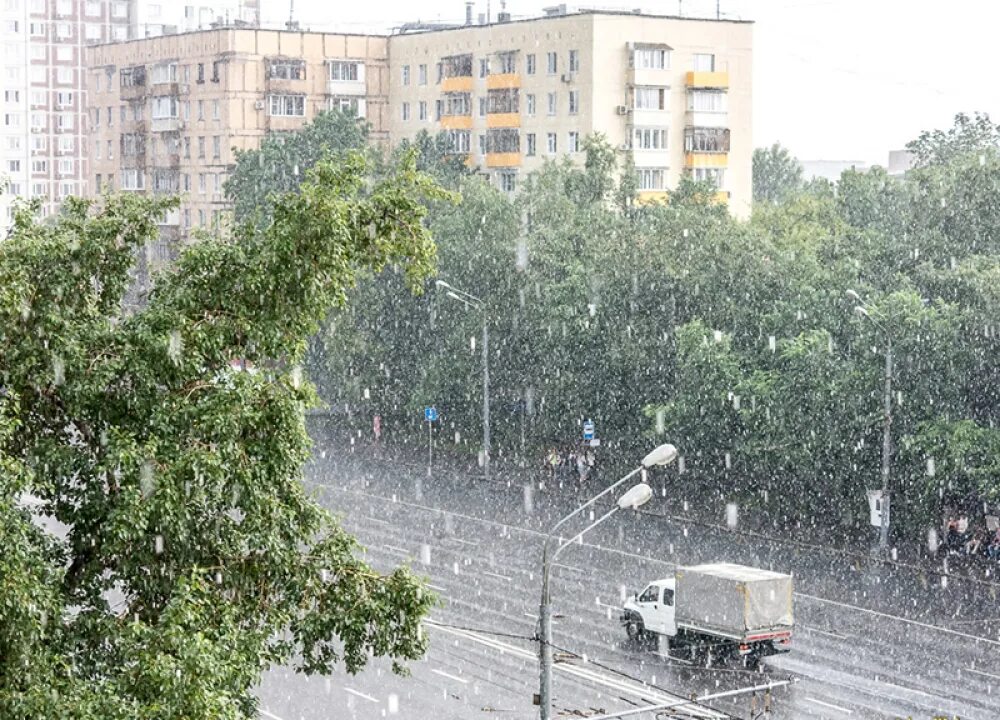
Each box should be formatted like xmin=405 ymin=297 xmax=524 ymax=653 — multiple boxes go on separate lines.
xmin=211 ymin=61 xmax=220 ymax=82
xmin=692 ymin=167 xmax=725 ymax=187
xmin=94 ymin=140 xmax=102 ymax=159
xmin=58 ymin=136 xmax=73 ymax=152
xmin=526 ymin=132 xmax=536 ymax=156
xmin=213 ymin=100 xmax=220 ymax=120
xmin=267 ymin=59 xmax=305 ymax=80
xmin=85 ymin=24 xmax=100 ymax=41
xmin=418 ymin=64 xmax=427 ymax=85
xmin=568 ymin=131 xmax=579 ymax=153
xmin=122 ymin=169 xmax=144 ymax=191
xmin=443 ymin=92 xmax=470 ymax=116
xmin=693 ymin=53 xmax=715 ymax=71
xmin=329 ymin=61 xmax=361 ymax=81
xmin=418 ymin=101 xmax=428 ymax=121
xmin=569 ymin=49 xmax=579 ymax=72
xmin=56 ymin=112 xmax=74 ymax=130
xmin=524 ymin=94 xmax=535 ymax=116
xmin=196 ymin=63 xmax=204 ymax=83
xmin=32 ymin=160 xmax=48 ymax=173
xmin=95 ymin=173 xmax=101 ymax=189
xmin=121 ymin=66 xmax=146 ymax=87
xmin=632 ymin=47 xmax=669 ymax=70
xmin=684 ymin=127 xmax=729 ymax=153
xmin=568 ymin=90 xmax=579 ymax=114
xmin=487 ymin=88 xmax=519 ymax=114
xmin=268 ymin=94 xmax=305 ymax=116
xmin=634 ymin=86 xmax=666 ymax=110
xmin=496 ymin=51 xmax=516 ymax=74
xmin=401 ymin=65 xmax=410 ymax=85
xmin=151 ymin=96 xmax=178 ymax=118
xmin=479 ymin=58 xmax=489 ymax=78
xmin=106 ymin=140 xmax=113 ymax=159
xmin=637 ymin=168 xmax=666 ymax=190
xmin=329 ymin=96 xmax=364 ymax=117
xmin=499 ymin=171 xmax=516 ymax=193
xmin=526 ymin=53 xmax=535 ymax=75
xmin=634 ymin=127 xmax=667 ymax=150
xmin=56 ymin=67 xmax=74 ymax=84
xmin=546 ymin=52 xmax=557 ymax=74
xmin=197 ymin=99 xmax=204 ymax=120
xmin=446 ymin=129 xmax=470 ymax=154
xmin=183 ymin=137 xmax=190 ymax=158
xmin=478 ymin=97 xmax=486 ymax=117
xmin=151 ymin=62 xmax=177 ymax=84
xmin=486 ymin=128 xmax=519 ymax=153
xmin=107 ymin=106 xmax=113 ymax=125
xmin=212 ymin=136 xmax=221 ymax=158
xmin=546 ymin=132 xmax=557 ymax=154
xmin=198 ymin=173 xmax=205 ymax=193
xmin=401 ymin=102 xmax=410 ymax=121
xmin=547 ymin=92 xmax=556 ymax=116
xmin=687 ymin=90 xmax=727 ymax=112
xmin=478 ymin=134 xmax=486 ymax=156
xmin=122 ymin=133 xmax=144 ymax=156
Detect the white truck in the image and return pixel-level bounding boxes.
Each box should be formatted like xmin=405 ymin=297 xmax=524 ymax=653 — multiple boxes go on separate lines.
xmin=621 ymin=562 xmax=793 ymax=667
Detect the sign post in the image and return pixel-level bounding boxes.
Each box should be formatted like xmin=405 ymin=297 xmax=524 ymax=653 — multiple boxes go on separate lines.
xmin=582 ymin=419 xmax=595 ymax=442
xmin=424 ymin=406 xmax=438 ymax=477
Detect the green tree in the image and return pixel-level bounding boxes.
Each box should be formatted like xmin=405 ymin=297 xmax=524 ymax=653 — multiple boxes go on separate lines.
xmin=752 ymin=142 xmax=803 ymax=204
xmin=906 ymin=111 xmax=1000 ymax=168
xmin=0 ymin=153 xmax=448 ymax=718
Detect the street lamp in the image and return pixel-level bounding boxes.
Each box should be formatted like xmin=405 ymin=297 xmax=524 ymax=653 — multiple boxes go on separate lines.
xmin=435 ymin=280 xmax=491 ymax=483
xmin=847 ymin=289 xmax=893 ymax=551
xmin=537 ymin=444 xmax=678 ymax=720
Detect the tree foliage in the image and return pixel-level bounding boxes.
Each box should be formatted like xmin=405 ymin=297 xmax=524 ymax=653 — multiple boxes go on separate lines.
xmin=0 ymin=152 xmax=449 ymax=718
xmin=752 ymin=142 xmax=804 ymax=204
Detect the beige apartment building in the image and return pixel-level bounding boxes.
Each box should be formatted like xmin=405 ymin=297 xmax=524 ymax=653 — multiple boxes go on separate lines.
xmin=388 ymin=9 xmax=752 ymax=215
xmin=85 ymin=28 xmax=388 ymax=261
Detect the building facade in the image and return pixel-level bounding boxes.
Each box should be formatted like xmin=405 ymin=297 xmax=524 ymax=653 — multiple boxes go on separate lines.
xmin=388 ymin=10 xmax=752 ymax=215
xmin=85 ymin=28 xmax=388 ymax=261
xmin=131 ymin=0 xmax=259 ymax=39
xmin=1 ymin=0 xmax=132 ymax=234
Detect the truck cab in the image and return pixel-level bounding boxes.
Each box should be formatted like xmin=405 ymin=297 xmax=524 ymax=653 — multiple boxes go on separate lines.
xmin=622 ymin=578 xmax=676 ymax=639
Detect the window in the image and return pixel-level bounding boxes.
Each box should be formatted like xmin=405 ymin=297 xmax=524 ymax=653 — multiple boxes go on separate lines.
xmin=688 ymin=90 xmax=727 ymax=112
xmin=56 ymin=91 xmax=73 ymax=108
xmin=112 ymin=26 xmax=125 ymax=41
xmin=436 ymin=62 xmax=443 ymax=83
xmin=122 ymin=133 xmax=144 ymax=156
xmin=182 ymin=101 xmax=190 ymax=120
xmin=182 ymin=65 xmax=190 ymax=83
xmin=267 ymin=60 xmax=305 ymax=80
xmin=91 ymin=107 xmax=100 ymax=127
xmin=58 ymin=159 xmax=74 ymax=175
xmin=7 ymin=160 xmax=20 ymax=172
xmin=32 ymin=182 xmax=48 ymax=198
xmin=152 ymin=96 xmax=178 ymax=118
xmin=546 ymin=132 xmax=556 ymax=154
xmin=486 ymin=128 xmax=519 ymax=153
xmin=526 ymin=53 xmax=536 ymax=75
xmin=32 ymin=160 xmax=48 ymax=173
xmin=183 ymin=137 xmax=190 ymax=158
xmin=418 ymin=64 xmax=427 ymax=85
xmin=487 ymin=88 xmax=518 ymax=114
xmin=329 ymin=96 xmax=364 ymax=117
xmin=435 ymin=99 xmax=442 ymax=120
xmin=478 ymin=97 xmax=486 ymax=117
xmin=268 ymin=94 xmax=304 ymax=116
xmin=569 ymin=49 xmax=579 ymax=72
xmin=55 ymin=22 xmax=70 ymax=38
xmin=85 ymin=24 xmax=101 ymax=41
xmin=497 ymin=51 xmax=516 ymax=74
xmin=329 ymin=61 xmax=360 ymax=81
xmin=55 ymin=46 xmax=71 ymax=61
xmin=499 ymin=171 xmax=516 ymax=192
xmin=692 ymin=167 xmax=725 ymax=187
xmin=197 ymin=136 xmax=205 ymax=158
xmin=478 ymin=134 xmax=486 ymax=156
xmin=546 ymin=51 xmax=557 ymax=74
xmin=106 ymin=140 xmax=113 ymax=159
xmin=212 ymin=136 xmax=220 ymax=158
xmin=684 ymin=127 xmax=729 ymax=153
xmin=568 ymin=90 xmax=579 ymax=114
xmin=198 ymin=172 xmax=205 ymax=193
xmin=401 ymin=102 xmax=410 ymax=121
xmin=30 ymin=113 xmax=45 ymax=130
xmin=693 ymin=53 xmax=715 ymax=71
xmin=112 ymin=1 xmax=127 ymax=16
xmin=212 ymin=100 xmax=220 ymax=120
xmin=634 ymin=128 xmax=667 ymax=150
xmin=132 ymin=102 xmax=143 ymax=121
xmin=634 ymin=86 xmax=666 ymax=110
xmin=401 ymin=65 xmax=410 ymax=85
xmin=107 ymin=106 xmax=113 ymax=126
xmin=547 ymin=92 xmax=556 ymax=116
xmin=94 ymin=139 xmax=102 ymax=160
xmin=212 ymin=173 xmax=220 ymax=192
xmin=95 ymin=173 xmax=101 ymax=190
xmin=526 ymin=133 xmax=536 ymax=156
xmin=120 ymin=105 xmax=126 ymax=122
xmin=121 ymin=66 xmax=146 ymax=87
xmin=184 ymin=209 xmax=191 ymax=227
xmin=446 ymin=130 xmax=470 ymax=154
xmin=661 ymin=588 xmax=674 ymax=606
xmin=568 ymin=131 xmax=579 ymax=153
xmin=4 ymin=113 xmax=20 ymax=128
xmin=637 ymin=168 xmax=667 ymax=190
xmin=418 ymin=101 xmax=427 ymax=121
xmin=197 ymin=99 xmax=204 ymax=120
xmin=479 ymin=58 xmax=489 ymax=78
xmin=211 ymin=61 xmax=220 ymax=82
xmin=122 ymin=169 xmax=144 ymax=191
xmin=30 ymin=22 xmax=45 ymax=36
xmin=56 ymin=0 xmax=70 ymax=15
xmin=198 ymin=209 xmax=205 ymax=226
xmin=151 ymin=63 xmax=177 ymax=84
xmin=443 ymin=93 xmax=470 ymax=116
xmin=56 ymin=67 xmax=74 ymax=84
xmin=633 ymin=47 xmax=669 ymax=70
xmin=638 ymin=585 xmax=658 ymax=603
xmin=196 ymin=63 xmax=204 ymax=83
xmin=56 ymin=112 xmax=74 ymax=130
xmin=525 ymin=94 xmax=535 ymax=116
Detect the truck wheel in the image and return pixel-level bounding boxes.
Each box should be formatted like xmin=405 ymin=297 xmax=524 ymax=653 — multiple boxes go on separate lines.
xmin=625 ymin=619 xmax=645 ymax=641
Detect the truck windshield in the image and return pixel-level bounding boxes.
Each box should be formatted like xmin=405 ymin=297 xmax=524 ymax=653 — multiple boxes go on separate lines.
xmin=638 ymin=586 xmax=658 ymax=602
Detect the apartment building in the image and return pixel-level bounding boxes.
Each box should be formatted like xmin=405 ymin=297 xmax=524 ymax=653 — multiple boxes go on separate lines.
xmin=1 ymin=0 xmax=132 ymax=235
xmin=132 ymin=0 xmax=259 ymax=38
xmin=388 ymin=9 xmax=752 ymax=215
xmin=85 ymin=28 xmax=388 ymax=258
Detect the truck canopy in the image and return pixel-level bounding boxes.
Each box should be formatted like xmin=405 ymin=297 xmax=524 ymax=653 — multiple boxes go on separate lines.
xmin=675 ymin=563 xmax=793 ymax=636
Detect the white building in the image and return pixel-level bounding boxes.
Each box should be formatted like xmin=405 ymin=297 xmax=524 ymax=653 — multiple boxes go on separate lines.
xmin=132 ymin=0 xmax=259 ymax=38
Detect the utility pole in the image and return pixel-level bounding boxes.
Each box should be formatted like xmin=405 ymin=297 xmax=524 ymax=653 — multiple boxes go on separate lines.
xmin=482 ymin=317 xmax=491 ymax=482
xmin=879 ymin=337 xmax=893 ymax=549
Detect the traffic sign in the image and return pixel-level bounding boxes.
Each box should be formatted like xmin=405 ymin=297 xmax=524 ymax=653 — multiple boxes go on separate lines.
xmin=424 ymin=406 xmax=439 ymax=422
xmin=582 ymin=419 xmax=595 ymax=441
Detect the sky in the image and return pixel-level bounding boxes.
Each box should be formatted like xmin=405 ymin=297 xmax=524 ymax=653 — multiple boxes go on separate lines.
xmin=261 ymin=0 xmax=1000 ymax=165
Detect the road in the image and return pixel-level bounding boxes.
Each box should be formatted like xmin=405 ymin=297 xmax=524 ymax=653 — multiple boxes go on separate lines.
xmin=256 ymin=454 xmax=1000 ymax=720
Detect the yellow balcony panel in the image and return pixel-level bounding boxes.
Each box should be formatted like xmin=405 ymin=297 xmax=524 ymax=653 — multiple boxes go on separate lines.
xmin=485 ymin=152 xmax=522 ymax=168
xmin=463 ymin=154 xmax=475 ymax=168
xmin=714 ymin=190 xmax=730 ymax=204
xmin=441 ymin=114 xmax=473 ymax=130
xmin=486 ymin=73 xmax=521 ymax=90
xmin=685 ymin=152 xmax=728 ymax=168
xmin=637 ymin=190 xmax=669 ymax=204
xmin=686 ymin=71 xmax=729 ymax=89
xmin=486 ymin=112 xmax=520 ymax=128
xmin=441 ymin=76 xmax=473 ymax=92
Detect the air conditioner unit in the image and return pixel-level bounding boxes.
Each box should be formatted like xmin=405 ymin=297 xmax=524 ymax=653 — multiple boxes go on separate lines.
xmin=615 ymin=105 xmax=628 ymax=115
xmin=254 ymin=100 xmax=264 ymax=110
xmin=560 ymin=73 xmax=574 ymax=83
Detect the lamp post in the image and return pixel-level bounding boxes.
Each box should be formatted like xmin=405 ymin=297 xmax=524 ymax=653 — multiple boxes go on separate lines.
xmin=537 ymin=443 xmax=678 ymax=720
xmin=847 ymin=289 xmax=893 ymax=551
xmin=435 ymin=280 xmax=490 ymax=483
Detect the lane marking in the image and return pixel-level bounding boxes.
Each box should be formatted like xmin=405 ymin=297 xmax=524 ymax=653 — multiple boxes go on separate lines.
xmin=364 ymin=516 xmax=390 ymax=525
xmin=596 ymin=601 xmax=620 ymax=610
xmin=482 ymin=570 xmax=513 ymax=581
xmin=426 ymin=583 xmax=447 ymax=592
xmin=382 ymin=544 xmax=409 ymax=555
xmin=553 ymin=562 xmax=586 ymax=574
xmin=344 ymin=688 xmax=379 ymax=703
xmin=804 ymin=697 xmax=853 ymax=714
xmin=802 ymin=625 xmax=849 ymax=640
xmin=964 ymin=667 xmax=1000 ymax=681
xmin=446 ymin=537 xmax=479 ymax=547
xmin=259 ymin=710 xmax=286 ymax=720
xmin=430 ymin=668 xmax=469 ymax=684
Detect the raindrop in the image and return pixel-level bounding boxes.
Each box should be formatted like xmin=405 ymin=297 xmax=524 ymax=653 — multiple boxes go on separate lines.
xmin=52 ymin=355 xmax=65 ymax=386
xmin=470 ymin=336 xmax=476 ymax=352
xmin=768 ymin=335 xmax=776 ymax=352
xmin=454 ymin=431 xmax=461 ymax=444
xmin=420 ymin=544 xmax=431 ymax=565
xmin=167 ymin=329 xmax=183 ymax=364
xmin=140 ymin=459 xmax=155 ymax=498
xmin=388 ymin=694 xmax=399 ymax=714
xmin=725 ymin=503 xmax=738 ymax=530
xmin=515 ymin=238 xmax=528 ymax=271
xmin=926 ymin=457 xmax=936 ymax=476
xmin=154 ymin=535 xmax=164 ymax=555
xmin=713 ymin=330 xmax=723 ymax=343
xmin=927 ymin=528 xmax=939 ymax=554
xmin=724 ymin=452 xmax=732 ymax=469
xmin=291 ymin=366 xmax=303 ymax=389
xmin=523 ymin=483 xmax=534 ymax=514
xmin=655 ymin=408 xmax=665 ymax=435
xmin=363 ymin=387 xmax=370 ymax=400
xmin=677 ymin=456 xmax=685 ymax=474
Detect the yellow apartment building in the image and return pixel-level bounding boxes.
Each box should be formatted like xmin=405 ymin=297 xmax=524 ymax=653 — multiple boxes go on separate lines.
xmin=388 ymin=8 xmax=752 ymax=215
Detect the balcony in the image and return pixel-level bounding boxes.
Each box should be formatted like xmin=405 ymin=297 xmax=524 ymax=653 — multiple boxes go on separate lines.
xmin=486 ymin=73 xmax=520 ymax=90
xmin=685 ymin=110 xmax=727 ymax=128
xmin=485 ymin=152 xmax=521 ymax=168
xmin=151 ymin=82 xmax=179 ymax=97
xmin=442 ymin=76 xmax=473 ymax=93
xmin=441 ymin=114 xmax=473 ymax=130
xmin=684 ymin=152 xmax=728 ymax=168
xmin=157 ymin=208 xmax=180 ymax=226
xmin=686 ymin=71 xmax=729 ymax=89
xmin=151 ymin=117 xmax=181 ymax=133
xmin=632 ymin=148 xmax=669 ymax=168
xmin=486 ymin=112 xmax=519 ymax=128
xmin=627 ymin=67 xmax=671 ymax=88
xmin=636 ymin=190 xmax=668 ymax=204
xmin=327 ymin=78 xmax=365 ymax=96
xmin=120 ymin=84 xmax=147 ymax=100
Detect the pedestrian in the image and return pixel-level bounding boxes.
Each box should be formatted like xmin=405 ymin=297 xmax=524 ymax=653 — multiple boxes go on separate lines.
xmin=576 ymin=453 xmax=588 ymax=483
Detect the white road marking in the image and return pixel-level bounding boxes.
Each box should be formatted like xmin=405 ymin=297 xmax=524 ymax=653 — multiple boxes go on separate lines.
xmin=430 ymin=668 xmax=469 ymax=684
xmin=259 ymin=710 xmax=286 ymax=720
xmin=596 ymin=601 xmax=620 ymax=610
xmin=482 ymin=570 xmax=513 ymax=581
xmin=802 ymin=625 xmax=849 ymax=640
xmin=364 ymin=516 xmax=390 ymax=525
xmin=447 ymin=537 xmax=479 ymax=547
xmin=426 ymin=583 xmax=447 ymax=592
xmin=382 ymin=544 xmax=409 ymax=555
xmin=965 ymin=667 xmax=1000 ymax=681
xmin=804 ymin=697 xmax=853 ymax=714
xmin=344 ymin=688 xmax=379 ymax=703
xmin=553 ymin=562 xmax=586 ymax=574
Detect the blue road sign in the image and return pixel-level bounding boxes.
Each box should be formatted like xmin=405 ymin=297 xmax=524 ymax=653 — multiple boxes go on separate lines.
xmin=582 ymin=419 xmax=595 ymax=441
xmin=424 ymin=406 xmax=439 ymax=422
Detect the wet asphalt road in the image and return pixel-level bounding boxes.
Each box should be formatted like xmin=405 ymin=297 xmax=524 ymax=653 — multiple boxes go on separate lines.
xmin=256 ymin=453 xmax=1000 ymax=720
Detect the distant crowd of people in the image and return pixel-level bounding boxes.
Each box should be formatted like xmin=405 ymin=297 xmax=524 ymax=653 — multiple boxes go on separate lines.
xmin=543 ymin=446 xmax=596 ymax=484
xmin=942 ymin=512 xmax=1000 ymax=561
